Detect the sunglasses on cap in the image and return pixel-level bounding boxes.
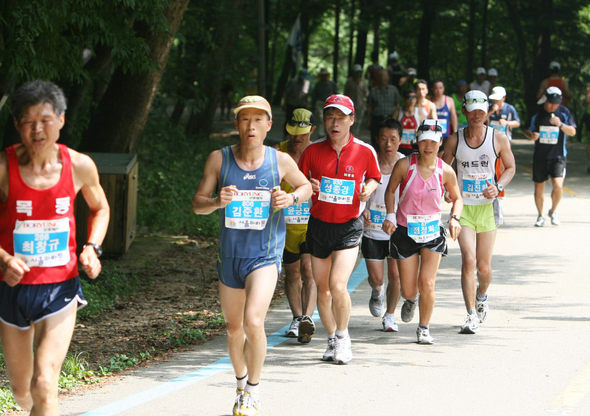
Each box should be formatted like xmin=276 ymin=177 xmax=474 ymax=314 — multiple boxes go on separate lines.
xmin=417 ymin=122 xmax=443 ymax=132
xmin=287 ymin=120 xmax=312 ymax=127
xmin=464 ymin=97 xmax=487 ymax=105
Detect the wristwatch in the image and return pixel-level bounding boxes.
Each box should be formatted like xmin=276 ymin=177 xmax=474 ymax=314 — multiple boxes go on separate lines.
xmin=450 ymin=214 xmax=461 ymax=222
xmin=83 ymin=242 xmax=103 ymax=257
xmin=292 ymin=192 xmax=299 ymax=205
xmin=496 ymin=183 xmax=504 ymax=193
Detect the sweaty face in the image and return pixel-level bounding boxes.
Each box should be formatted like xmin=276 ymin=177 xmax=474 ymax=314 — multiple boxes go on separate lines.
xmin=234 ymin=108 xmax=272 ymax=144
xmin=417 ymin=83 xmax=428 ymax=98
xmin=324 ymin=108 xmax=354 ymax=139
xmin=432 ymin=82 xmax=444 ymax=97
xmin=377 ymin=128 xmax=401 ymax=155
xmin=417 ymin=139 xmax=439 ymax=156
xmin=15 ymin=102 xmax=65 ymax=153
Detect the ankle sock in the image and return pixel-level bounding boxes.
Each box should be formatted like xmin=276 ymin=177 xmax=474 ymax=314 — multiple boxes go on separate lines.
xmin=245 ymin=381 xmax=259 ymax=395
xmin=335 ymin=328 xmax=349 ymax=339
xmin=418 ymin=324 xmax=428 ymax=330
xmin=236 ymin=373 xmax=247 ymax=390
xmin=476 ymin=292 xmax=488 ymax=302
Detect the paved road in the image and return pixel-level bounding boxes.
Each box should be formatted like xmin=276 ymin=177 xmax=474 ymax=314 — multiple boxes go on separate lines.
xmin=50 ymin=138 xmax=590 ymax=416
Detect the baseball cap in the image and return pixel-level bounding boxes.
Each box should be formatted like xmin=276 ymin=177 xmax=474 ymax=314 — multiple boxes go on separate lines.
xmin=233 ymin=95 xmax=272 ymax=119
xmin=407 ymin=67 xmax=417 ymax=76
xmin=488 ymin=68 xmax=498 ymax=77
xmin=417 ymin=119 xmax=443 ymax=143
xmin=537 ymin=86 xmax=562 ymax=105
xmin=549 ymin=61 xmax=561 ymax=70
xmin=476 ymin=67 xmax=486 ymax=75
xmin=323 ymin=94 xmax=355 ymax=115
xmin=389 ymin=52 xmax=399 ymax=61
xmin=286 ymin=108 xmax=314 ymax=136
xmin=463 ymin=90 xmax=488 ymax=112
xmin=488 ymin=86 xmax=506 ymax=100
xmin=456 ymin=80 xmax=468 ymax=87
xmin=352 ymin=64 xmax=363 ymax=72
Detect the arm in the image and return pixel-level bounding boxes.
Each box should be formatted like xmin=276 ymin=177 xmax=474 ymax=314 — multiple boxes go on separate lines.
xmin=549 ymin=112 xmax=576 ymax=137
xmin=429 ymin=102 xmax=438 ymax=119
xmin=192 ymin=150 xmax=236 ymax=215
xmin=358 ymin=178 xmax=379 ymax=202
xmin=449 ymin=97 xmax=458 ymax=133
xmin=382 ymin=158 xmax=407 ymax=235
xmin=483 ymin=131 xmax=516 ymax=199
xmin=442 ymin=162 xmax=463 ymax=240
xmin=442 ymin=132 xmax=458 ymax=165
xmin=72 ymin=151 xmax=110 ymax=279
xmin=274 ymin=152 xmax=312 ymax=209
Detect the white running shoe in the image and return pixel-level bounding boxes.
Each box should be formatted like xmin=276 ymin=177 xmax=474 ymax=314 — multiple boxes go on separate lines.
xmin=416 ymin=326 xmax=434 ymax=344
xmin=476 ymin=298 xmax=489 ymax=323
xmin=460 ymin=313 xmax=480 ymax=334
xmin=382 ymin=313 xmax=399 ymax=332
xmin=286 ymin=317 xmax=300 ymax=338
xmin=322 ymin=337 xmax=336 ymax=361
xmin=369 ymin=286 xmax=385 ymax=317
xmin=401 ymin=298 xmax=418 ymax=323
xmin=233 ymin=388 xmax=244 ymax=416
xmin=297 ymin=315 xmax=315 ymax=344
xmin=549 ymin=209 xmax=560 ymax=225
xmin=334 ymin=335 xmax=353 ymax=364
xmin=534 ymin=215 xmax=545 ymax=227
xmin=234 ymin=391 xmax=260 ymax=416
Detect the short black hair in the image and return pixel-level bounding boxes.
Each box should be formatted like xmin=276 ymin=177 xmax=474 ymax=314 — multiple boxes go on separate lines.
xmin=11 ymin=80 xmax=67 ymax=121
xmin=416 ymin=79 xmax=428 ymax=87
xmin=371 ymin=118 xmax=402 ymax=150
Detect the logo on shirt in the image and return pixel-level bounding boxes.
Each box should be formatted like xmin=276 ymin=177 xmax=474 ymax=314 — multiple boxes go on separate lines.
xmin=243 ymin=173 xmax=256 ymax=181
xmin=258 ymin=178 xmax=268 ymax=187
xmin=461 ymin=155 xmax=489 ymax=169
xmin=16 ymin=200 xmax=33 ymax=216
xmin=55 ymin=197 xmax=70 ymax=215
xmin=344 ymin=165 xmax=355 ymax=178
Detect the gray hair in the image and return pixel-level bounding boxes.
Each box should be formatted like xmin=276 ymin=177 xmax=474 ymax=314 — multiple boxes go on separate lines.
xmin=11 ymin=80 xmax=67 ymax=121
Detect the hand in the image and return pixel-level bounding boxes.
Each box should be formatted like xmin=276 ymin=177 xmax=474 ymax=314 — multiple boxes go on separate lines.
xmin=382 ymin=219 xmax=396 ymax=235
xmin=309 ymin=178 xmax=320 ymax=195
xmin=491 ymin=103 xmax=500 ymax=113
xmin=271 ymin=188 xmax=293 ymax=209
xmin=358 ymin=184 xmax=372 ymax=202
xmin=218 ymin=185 xmax=238 ymax=208
xmin=362 ymin=210 xmax=371 ymax=227
xmin=448 ymin=218 xmax=461 ymax=241
xmin=444 ymin=190 xmax=452 ymax=203
xmin=549 ymin=114 xmax=561 ymax=127
xmin=498 ymin=118 xmax=508 ymax=126
xmin=79 ymin=246 xmax=101 ymax=279
xmin=0 ymin=255 xmax=29 ymax=287
xmin=482 ymin=180 xmax=499 ymax=199
xmin=530 ymin=132 xmax=540 ymax=141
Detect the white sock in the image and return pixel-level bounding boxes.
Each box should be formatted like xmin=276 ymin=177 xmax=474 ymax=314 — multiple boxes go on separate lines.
xmin=245 ymin=381 xmax=259 ymax=396
xmin=335 ymin=328 xmax=349 ymax=339
xmin=236 ymin=374 xmax=247 ymax=390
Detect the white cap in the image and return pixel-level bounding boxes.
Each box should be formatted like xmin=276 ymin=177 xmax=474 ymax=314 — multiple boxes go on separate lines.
xmin=389 ymin=51 xmax=399 ymax=61
xmin=417 ymin=119 xmax=443 ymax=143
xmin=488 ymin=68 xmax=498 ymax=77
xmin=549 ymin=61 xmax=561 ymax=70
xmin=476 ymin=67 xmax=486 ymax=75
xmin=407 ymin=67 xmax=417 ymax=76
xmin=488 ymin=86 xmax=506 ymax=100
xmin=463 ymin=90 xmax=488 ymax=112
xmin=352 ymin=64 xmax=363 ymax=72
xmin=537 ymin=86 xmax=562 ymax=105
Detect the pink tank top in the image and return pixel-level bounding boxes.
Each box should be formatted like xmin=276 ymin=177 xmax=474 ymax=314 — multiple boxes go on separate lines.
xmin=396 ymin=153 xmax=444 ymax=228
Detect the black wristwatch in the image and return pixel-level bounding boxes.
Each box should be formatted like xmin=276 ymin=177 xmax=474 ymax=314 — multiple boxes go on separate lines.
xmin=450 ymin=214 xmax=461 ymax=223
xmin=83 ymin=242 xmax=103 ymax=257
xmin=496 ymin=183 xmax=504 ymax=193
xmin=292 ymin=192 xmax=299 ymax=205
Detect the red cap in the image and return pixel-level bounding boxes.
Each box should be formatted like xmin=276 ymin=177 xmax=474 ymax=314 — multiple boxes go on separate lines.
xmin=323 ymin=94 xmax=355 ymax=115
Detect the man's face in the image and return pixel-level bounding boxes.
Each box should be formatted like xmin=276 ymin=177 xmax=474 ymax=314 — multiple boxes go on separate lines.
xmin=377 ymin=128 xmax=401 ymax=155
xmin=458 ymin=84 xmax=469 ymax=94
xmin=417 ymin=82 xmax=428 ymax=98
xmin=15 ymin=102 xmax=65 ymax=153
xmin=324 ymin=108 xmax=354 ymax=140
xmin=477 ymin=73 xmax=486 ymax=83
xmin=379 ymin=70 xmax=389 ymax=86
xmin=544 ymin=102 xmax=560 ymax=113
xmin=463 ymin=108 xmax=487 ymax=125
xmin=234 ymin=108 xmax=272 ymax=145
xmin=491 ymin=97 xmax=505 ymax=108
xmin=288 ymin=127 xmax=314 ymax=145
xmin=432 ymin=82 xmax=444 ymax=97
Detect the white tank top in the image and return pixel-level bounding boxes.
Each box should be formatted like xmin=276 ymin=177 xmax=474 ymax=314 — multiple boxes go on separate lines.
xmin=456 ymin=127 xmax=497 ymax=206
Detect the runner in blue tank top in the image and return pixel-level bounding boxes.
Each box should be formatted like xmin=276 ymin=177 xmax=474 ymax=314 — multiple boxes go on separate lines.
xmin=432 ymin=80 xmax=458 ymax=154
xmin=192 ymin=96 xmax=311 ymax=416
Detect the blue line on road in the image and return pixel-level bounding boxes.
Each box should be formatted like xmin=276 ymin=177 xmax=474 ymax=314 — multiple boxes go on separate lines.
xmin=81 ymin=261 xmax=368 ymax=415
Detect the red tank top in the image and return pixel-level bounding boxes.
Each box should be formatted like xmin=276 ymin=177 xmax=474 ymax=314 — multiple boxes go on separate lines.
xmin=547 ymin=78 xmax=563 ymax=90
xmin=0 ymin=144 xmax=78 ymax=284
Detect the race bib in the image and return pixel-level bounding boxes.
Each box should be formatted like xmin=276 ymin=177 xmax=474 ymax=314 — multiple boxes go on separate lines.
xmin=13 ymin=218 xmax=70 ymax=267
xmin=407 ymin=213 xmax=441 ymax=243
xmin=401 ymin=129 xmax=416 ymax=145
xmin=539 ymin=125 xmax=559 ymax=144
xmin=462 ymin=173 xmax=493 ymax=201
xmin=284 ymin=201 xmax=310 ymax=225
xmin=225 ymin=190 xmax=271 ymax=230
xmin=490 ymin=120 xmax=507 ymax=133
xmin=319 ymin=177 xmax=355 ymax=205
xmin=439 ymin=118 xmax=449 ymax=135
xmin=366 ymin=202 xmax=387 ymax=231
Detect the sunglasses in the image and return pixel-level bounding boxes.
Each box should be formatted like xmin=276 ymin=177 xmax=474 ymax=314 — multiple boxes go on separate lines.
xmin=417 ymin=122 xmax=443 ymax=132
xmin=464 ymin=97 xmax=488 ymax=105
xmin=288 ymin=120 xmax=312 ymax=127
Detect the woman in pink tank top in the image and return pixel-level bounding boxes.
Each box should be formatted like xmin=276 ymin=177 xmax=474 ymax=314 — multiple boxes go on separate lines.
xmin=382 ymin=120 xmax=463 ymax=344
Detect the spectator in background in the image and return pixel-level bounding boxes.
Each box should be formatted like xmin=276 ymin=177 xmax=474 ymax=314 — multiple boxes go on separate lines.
xmin=487 ymin=68 xmax=498 ymax=91
xmin=367 ymin=69 xmax=401 ymax=141
xmin=470 ymin=67 xmax=491 ymax=96
xmin=537 ymin=61 xmax=572 ymax=103
xmin=387 ymin=52 xmax=406 ymax=89
xmin=452 ymin=80 xmax=469 ymax=130
xmin=312 ymin=68 xmax=338 ymax=137
xmin=344 ymin=64 xmax=369 ymax=138
xmin=366 ymin=51 xmax=383 ymax=88
xmin=400 ymin=67 xmax=417 ymax=95
xmin=284 ymin=68 xmax=310 ymax=119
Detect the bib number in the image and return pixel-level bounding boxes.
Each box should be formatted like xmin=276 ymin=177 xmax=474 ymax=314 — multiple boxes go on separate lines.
xmin=401 ymin=129 xmax=416 ymax=145
xmin=319 ymin=177 xmax=355 ymax=205
xmin=225 ymin=190 xmax=271 ymax=230
xmin=407 ymin=214 xmax=441 ymax=243
xmin=462 ymin=173 xmax=492 ymax=201
xmin=539 ymin=125 xmax=559 ymax=144
xmin=284 ymin=201 xmax=310 ymax=225
xmin=439 ymin=118 xmax=449 ymax=135
xmin=367 ymin=202 xmax=387 ymax=231
xmin=13 ymin=218 xmax=71 ymax=267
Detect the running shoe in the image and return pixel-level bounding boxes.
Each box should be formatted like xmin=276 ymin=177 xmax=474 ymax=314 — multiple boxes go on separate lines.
xmin=549 ymin=209 xmax=560 ymax=226
xmin=322 ymin=337 xmax=336 ymax=361
xmin=285 ymin=316 xmax=300 ymax=338
xmin=369 ymin=285 xmax=385 ymax=317
xmin=232 ymin=389 xmax=244 ymax=416
xmin=234 ymin=391 xmax=260 ymax=416
xmin=416 ymin=326 xmax=434 ymax=344
xmin=401 ymin=298 xmax=418 ymax=323
xmin=460 ymin=313 xmax=480 ymax=334
xmin=476 ymin=298 xmax=489 ymax=323
xmin=334 ymin=335 xmax=353 ymax=364
xmin=534 ymin=215 xmax=545 ymax=227
xmin=297 ymin=315 xmax=315 ymax=344
xmin=382 ymin=313 xmax=399 ymax=332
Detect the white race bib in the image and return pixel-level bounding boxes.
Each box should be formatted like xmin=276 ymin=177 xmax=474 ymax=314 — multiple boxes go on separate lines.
xmin=407 ymin=213 xmax=441 ymax=243
xmin=319 ymin=176 xmax=355 ymax=205
xmin=13 ymin=218 xmax=71 ymax=267
xmin=490 ymin=120 xmax=507 ymax=133
xmin=225 ymin=190 xmax=271 ymax=230
xmin=462 ymin=173 xmax=493 ymax=201
xmin=366 ymin=202 xmax=387 ymax=231
xmin=401 ymin=129 xmax=416 ymax=145
xmin=539 ymin=125 xmax=559 ymax=144
xmin=284 ymin=201 xmax=310 ymax=225
xmin=439 ymin=118 xmax=449 ymax=135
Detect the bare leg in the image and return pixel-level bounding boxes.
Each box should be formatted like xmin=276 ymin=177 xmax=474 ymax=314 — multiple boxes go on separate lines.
xmin=311 ymin=255 xmax=337 ymax=335
xmin=366 ymin=259 xmax=385 ymax=291
xmin=219 ymin=283 xmax=247 ymax=379
xmin=328 ymin=247 xmax=359 ymax=331
xmin=475 ymin=230 xmax=497 ymax=297
xmin=299 ymin=253 xmax=317 ymax=316
xmin=385 ymin=258 xmax=401 ymax=314
xmin=416 ymin=249 xmax=442 ymax=326
xmin=0 ymin=324 xmax=34 ymax=411
xmin=398 ymin=254 xmax=419 ymax=302
xmin=550 ymin=177 xmax=564 ymax=212
xmin=534 ymin=181 xmax=546 ymax=216
xmin=458 ymin=226 xmax=478 ymax=312
xmin=284 ymin=261 xmax=303 ymax=318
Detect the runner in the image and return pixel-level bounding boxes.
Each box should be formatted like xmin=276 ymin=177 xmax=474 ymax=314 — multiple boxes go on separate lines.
xmin=442 ymin=90 xmax=516 ymax=334
xmin=452 ymin=80 xmax=469 ymax=130
xmin=192 ymin=95 xmax=311 ymax=416
xmin=537 ymin=61 xmax=572 ymax=103
xmin=416 ymin=79 xmax=438 ymax=120
xmin=394 ymin=89 xmax=423 ymax=156
xmin=0 ymin=80 xmax=110 ymax=415
xmin=383 ymin=119 xmax=463 ymax=344
xmin=486 ymin=86 xmax=521 ymax=142
xmin=470 ymin=67 xmax=491 ymax=96
xmin=277 ymin=109 xmax=317 ymax=343
xmin=432 ymin=79 xmax=458 ymax=148
xmin=361 ymin=118 xmax=404 ymax=331
xmin=298 ymin=94 xmax=381 ymax=364
xmin=523 ymin=87 xmax=576 ymax=227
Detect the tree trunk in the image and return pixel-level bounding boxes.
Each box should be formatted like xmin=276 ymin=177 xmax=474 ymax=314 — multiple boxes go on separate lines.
xmin=301 ymin=1 xmax=310 ymax=69
xmin=257 ymin=0 xmax=266 ymax=96
xmin=417 ymin=0 xmax=435 ymax=80
xmin=354 ymin=0 xmax=369 ymax=66
xmin=80 ymin=0 xmax=189 ymax=153
xmin=347 ymin=0 xmax=356 ymax=76
xmin=371 ymin=11 xmax=380 ymax=58
xmin=333 ymin=0 xmax=341 ymax=84
xmin=481 ymin=0 xmax=489 ymax=67
xmin=273 ymin=44 xmax=294 ymax=105
xmin=465 ymin=0 xmax=476 ymax=81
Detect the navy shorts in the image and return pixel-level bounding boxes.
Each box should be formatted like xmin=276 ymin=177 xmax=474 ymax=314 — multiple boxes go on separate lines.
xmin=390 ymin=226 xmax=447 ymax=260
xmin=217 ymin=256 xmax=282 ymax=289
xmin=306 ymin=216 xmax=363 ymax=259
xmin=533 ymin=156 xmax=566 ymax=183
xmin=0 ymin=277 xmax=87 ymax=330
xmin=361 ymin=236 xmax=390 ymax=260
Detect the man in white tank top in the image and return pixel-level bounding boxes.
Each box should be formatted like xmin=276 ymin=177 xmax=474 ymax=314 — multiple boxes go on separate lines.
xmin=442 ymin=90 xmax=516 ymax=335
